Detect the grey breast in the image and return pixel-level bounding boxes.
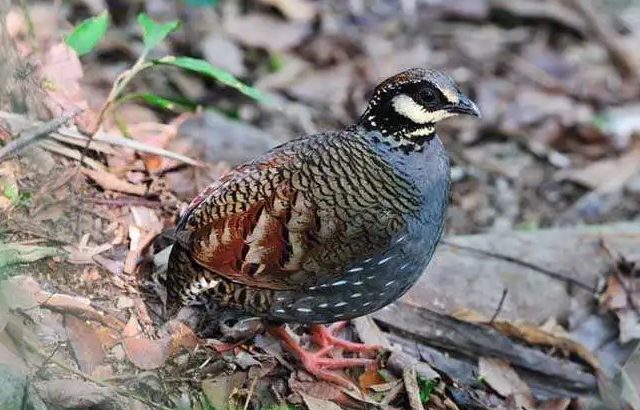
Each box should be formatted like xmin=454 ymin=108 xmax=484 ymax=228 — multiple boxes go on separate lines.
xmin=267 ymin=136 xmax=450 ymax=324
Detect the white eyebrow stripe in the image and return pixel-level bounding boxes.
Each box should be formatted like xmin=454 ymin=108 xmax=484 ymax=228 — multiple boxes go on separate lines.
xmin=439 ymin=87 xmax=459 ymax=104
xmin=391 ymin=94 xmax=452 ymax=124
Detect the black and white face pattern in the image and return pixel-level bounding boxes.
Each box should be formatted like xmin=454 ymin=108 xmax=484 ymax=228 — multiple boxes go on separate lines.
xmin=359 ymin=68 xmax=480 ymax=151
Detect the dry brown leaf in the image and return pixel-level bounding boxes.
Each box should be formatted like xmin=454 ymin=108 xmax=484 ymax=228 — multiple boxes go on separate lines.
xmin=33 ymin=379 xmax=114 ymax=408
xmin=358 ymin=367 xmax=385 ymax=390
xmin=37 ymin=291 xmax=124 ymax=330
xmin=130 ymin=206 xmax=163 ymax=235
xmin=202 ymin=372 xmax=248 ymax=410
xmin=124 ymin=227 xmax=157 ymax=275
xmin=451 ymin=308 xmax=489 ymax=323
xmin=556 ymin=144 xmax=640 ymax=190
xmin=94 ymin=325 xmax=120 ymax=351
xmin=478 ymin=357 xmax=535 ymax=409
xmin=300 ymin=392 xmax=343 ymax=410
xmin=491 ymin=320 xmax=600 ymax=370
xmin=65 ymin=315 xmax=105 ymax=374
xmin=122 ymin=315 xmax=169 ymax=370
xmin=82 ymin=167 xmax=147 ymax=196
xmin=164 ymin=320 xmax=201 ymax=355
xmin=537 ymin=397 xmax=572 ymax=410
xmin=0 ymin=275 xmax=40 ymax=310
xmin=0 ymin=331 xmax=28 ymax=373
xmin=40 ymin=43 xmax=96 ymax=132
xmin=600 ymin=274 xmax=631 ymax=310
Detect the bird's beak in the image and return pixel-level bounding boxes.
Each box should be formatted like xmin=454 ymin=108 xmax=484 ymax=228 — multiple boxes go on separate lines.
xmin=450 ymin=94 xmax=481 ymax=118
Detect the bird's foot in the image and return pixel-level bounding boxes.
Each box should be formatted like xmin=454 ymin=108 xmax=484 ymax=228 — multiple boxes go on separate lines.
xmin=268 ymin=324 xmax=378 ymax=389
xmin=309 ymin=322 xmax=382 ymax=353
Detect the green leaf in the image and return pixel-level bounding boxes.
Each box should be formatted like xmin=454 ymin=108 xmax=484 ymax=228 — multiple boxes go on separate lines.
xmin=417 ymin=377 xmax=437 ymax=403
xmin=123 ymin=93 xmax=197 ymax=112
xmin=137 ymin=13 xmax=181 ymax=53
xmin=65 ymin=11 xmax=109 ymax=56
xmin=154 ymin=56 xmax=266 ymax=101
xmin=2 ymin=184 xmax=17 ymax=201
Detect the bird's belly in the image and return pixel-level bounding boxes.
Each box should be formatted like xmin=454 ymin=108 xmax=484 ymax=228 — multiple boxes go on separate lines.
xmin=268 ymin=217 xmax=442 ymax=324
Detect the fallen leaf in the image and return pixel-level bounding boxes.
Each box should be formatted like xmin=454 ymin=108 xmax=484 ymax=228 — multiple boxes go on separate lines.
xmin=201 ymin=372 xmax=247 ymax=410
xmin=492 ymin=320 xmax=600 ymax=370
xmin=556 ymin=145 xmax=640 ymax=190
xmin=40 ymin=43 xmax=96 ymax=132
xmin=65 ymin=315 xmax=105 ymax=374
xmin=478 ymin=357 xmax=536 ymax=409
xmin=537 ymin=397 xmax=572 ymax=410
xmin=130 ymin=206 xmax=163 ymax=235
xmin=94 ymin=325 xmax=120 ymax=351
xmin=0 ymin=275 xmax=41 ymax=310
xmin=32 ymin=379 xmax=114 ymax=408
xmin=617 ymin=309 xmax=640 ymax=344
xmin=224 ymin=13 xmax=310 ymax=51
xmin=300 ymin=392 xmax=343 ymax=410
xmin=122 ymin=315 xmax=168 ymax=370
xmin=359 ymin=367 xmax=385 ymax=390
xmin=37 ymin=291 xmax=124 ymax=330
xmin=0 ymin=331 xmax=28 ymax=373
xmin=164 ymin=320 xmax=200 ymax=355
xmin=82 ymin=167 xmax=147 ymax=196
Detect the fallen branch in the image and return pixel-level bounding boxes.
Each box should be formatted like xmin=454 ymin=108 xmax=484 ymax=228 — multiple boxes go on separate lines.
xmin=0 ymin=109 xmax=81 ymax=161
xmin=373 ymin=303 xmax=598 ymax=398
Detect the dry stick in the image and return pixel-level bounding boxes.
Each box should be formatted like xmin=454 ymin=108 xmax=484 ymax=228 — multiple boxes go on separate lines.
xmin=489 ymin=288 xmax=508 ymax=324
xmin=567 ymin=0 xmax=638 ymax=81
xmin=440 ymin=240 xmax=595 ymax=292
xmin=243 ymin=375 xmax=259 ymax=410
xmin=0 ymin=109 xmax=81 ymax=161
xmin=21 ymin=337 xmax=173 ymax=410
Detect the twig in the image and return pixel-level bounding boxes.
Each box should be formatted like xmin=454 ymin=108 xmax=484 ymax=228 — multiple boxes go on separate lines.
xmin=440 ymin=240 xmax=594 ymax=292
xmin=402 ymin=365 xmax=425 ymax=410
xmin=0 ymin=109 xmax=80 ymax=161
xmin=21 ymin=337 xmax=172 ymax=410
xmin=243 ymin=375 xmax=259 ymax=410
xmin=489 ymin=289 xmax=508 ymax=324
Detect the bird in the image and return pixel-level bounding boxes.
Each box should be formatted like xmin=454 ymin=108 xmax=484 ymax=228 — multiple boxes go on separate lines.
xmin=165 ymin=68 xmax=481 ymax=388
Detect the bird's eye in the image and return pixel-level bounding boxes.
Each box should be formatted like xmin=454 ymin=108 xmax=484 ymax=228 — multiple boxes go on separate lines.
xmin=419 ymin=88 xmax=438 ymax=104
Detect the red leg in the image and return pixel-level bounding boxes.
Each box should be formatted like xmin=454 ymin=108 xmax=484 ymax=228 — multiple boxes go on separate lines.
xmin=268 ymin=324 xmax=376 ymax=388
xmin=310 ymin=322 xmax=382 ymax=353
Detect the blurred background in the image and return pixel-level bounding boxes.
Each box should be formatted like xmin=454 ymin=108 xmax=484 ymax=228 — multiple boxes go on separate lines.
xmin=3 ymin=0 xmax=640 ymax=235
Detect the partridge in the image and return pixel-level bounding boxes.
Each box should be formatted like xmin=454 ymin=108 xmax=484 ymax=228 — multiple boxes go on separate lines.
xmin=166 ymin=68 xmax=480 ymax=387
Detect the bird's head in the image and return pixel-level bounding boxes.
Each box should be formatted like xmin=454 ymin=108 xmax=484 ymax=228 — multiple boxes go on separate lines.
xmin=359 ymin=68 xmax=481 ymax=151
